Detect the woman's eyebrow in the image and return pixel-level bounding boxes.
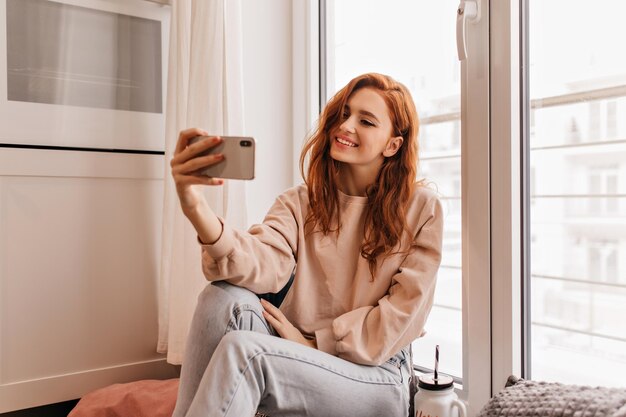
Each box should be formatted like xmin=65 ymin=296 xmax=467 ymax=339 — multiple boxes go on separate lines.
xmin=357 ymin=110 xmax=380 ymax=123
xmin=345 ymin=104 xmax=380 ymax=123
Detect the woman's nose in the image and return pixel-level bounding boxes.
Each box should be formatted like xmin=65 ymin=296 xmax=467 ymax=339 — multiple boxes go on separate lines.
xmin=340 ymin=117 xmax=356 ymax=133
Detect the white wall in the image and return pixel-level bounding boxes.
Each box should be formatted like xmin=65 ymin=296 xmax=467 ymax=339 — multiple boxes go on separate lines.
xmin=241 ymin=0 xmax=295 ymax=225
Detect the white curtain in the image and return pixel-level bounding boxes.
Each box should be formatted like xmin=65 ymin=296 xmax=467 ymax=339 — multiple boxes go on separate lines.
xmin=157 ymin=0 xmax=247 ymax=365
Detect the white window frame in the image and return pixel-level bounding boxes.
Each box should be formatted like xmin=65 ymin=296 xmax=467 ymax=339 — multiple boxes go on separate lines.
xmin=459 ymin=0 xmax=492 ymax=412
xmin=291 ymin=1 xmax=320 ymax=186
xmin=490 ymin=0 xmax=524 ymax=395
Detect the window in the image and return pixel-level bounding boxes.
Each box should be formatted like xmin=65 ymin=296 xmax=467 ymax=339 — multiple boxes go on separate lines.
xmin=316 ymin=0 xmax=626 ymax=411
xmin=321 ymin=1 xmax=492 ymax=412
xmin=587 ymin=240 xmax=619 ymax=283
xmin=324 ymin=0 xmax=463 ymax=380
xmin=587 ymin=166 xmax=619 ymax=215
xmin=527 ymin=0 xmax=626 ymax=387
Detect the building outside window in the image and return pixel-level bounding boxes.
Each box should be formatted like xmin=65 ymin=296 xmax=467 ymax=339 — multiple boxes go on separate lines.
xmin=528 ymin=0 xmax=626 ymax=386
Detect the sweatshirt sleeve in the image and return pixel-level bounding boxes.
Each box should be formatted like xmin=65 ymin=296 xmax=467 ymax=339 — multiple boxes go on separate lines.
xmin=314 ymin=195 xmax=443 ymax=366
xmin=199 ymin=189 xmax=301 ymax=294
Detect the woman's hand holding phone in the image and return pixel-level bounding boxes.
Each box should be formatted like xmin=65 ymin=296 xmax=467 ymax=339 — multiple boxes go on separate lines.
xmin=171 ymin=128 xmax=225 ymax=210
xmin=170 ymin=128 xmax=226 ymax=244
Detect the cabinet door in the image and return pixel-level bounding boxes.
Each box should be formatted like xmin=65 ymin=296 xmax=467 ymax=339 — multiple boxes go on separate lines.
xmin=0 ymin=0 xmax=169 ymax=151
xmin=0 ymin=149 xmax=176 ymax=412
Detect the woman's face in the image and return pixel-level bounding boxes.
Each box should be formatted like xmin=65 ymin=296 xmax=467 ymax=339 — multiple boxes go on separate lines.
xmin=329 ymin=87 xmax=399 ymax=171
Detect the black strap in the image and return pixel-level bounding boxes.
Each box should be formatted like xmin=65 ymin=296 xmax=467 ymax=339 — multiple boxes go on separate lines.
xmin=408 ymin=344 xmax=417 ymax=417
xmin=257 ymin=271 xmax=295 ymax=308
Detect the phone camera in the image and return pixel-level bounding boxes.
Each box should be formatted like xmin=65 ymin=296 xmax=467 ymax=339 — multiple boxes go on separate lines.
xmin=240 ymin=140 xmax=252 ymax=147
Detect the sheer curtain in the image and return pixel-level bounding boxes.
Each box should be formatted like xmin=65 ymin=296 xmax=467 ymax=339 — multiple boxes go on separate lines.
xmin=157 ymin=0 xmax=247 ymax=364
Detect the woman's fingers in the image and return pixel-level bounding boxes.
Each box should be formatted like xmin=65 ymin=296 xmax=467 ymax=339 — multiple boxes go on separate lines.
xmin=175 ymin=174 xmax=224 ymax=187
xmin=260 ymin=299 xmax=315 ymax=349
xmin=174 ymin=127 xmax=208 ymax=155
xmin=260 ymin=299 xmax=283 ymax=320
xmin=262 ymin=309 xmax=282 ymax=334
xmin=260 ymin=299 xmax=287 ymax=329
xmin=170 ymin=130 xmax=226 ymax=188
xmin=171 ymin=136 xmax=222 ymax=169
xmin=173 ymin=152 xmax=224 ymax=176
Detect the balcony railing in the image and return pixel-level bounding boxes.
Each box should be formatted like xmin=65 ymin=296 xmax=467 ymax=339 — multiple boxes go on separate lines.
xmin=419 ymin=83 xmax=626 ymax=372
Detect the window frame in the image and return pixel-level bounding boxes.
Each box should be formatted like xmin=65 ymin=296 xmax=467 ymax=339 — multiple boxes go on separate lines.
xmin=291 ymin=0 xmax=321 ymax=186
xmin=458 ymin=0 xmax=492 ymax=411
xmin=490 ymin=0 xmax=525 ymax=390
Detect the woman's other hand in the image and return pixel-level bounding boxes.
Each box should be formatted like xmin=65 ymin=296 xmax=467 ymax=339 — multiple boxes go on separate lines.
xmin=170 ymin=128 xmax=225 ymax=213
xmin=260 ymin=299 xmax=317 ymax=349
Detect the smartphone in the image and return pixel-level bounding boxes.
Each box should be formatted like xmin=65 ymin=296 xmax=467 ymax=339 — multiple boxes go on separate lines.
xmin=189 ymin=135 xmax=255 ymax=180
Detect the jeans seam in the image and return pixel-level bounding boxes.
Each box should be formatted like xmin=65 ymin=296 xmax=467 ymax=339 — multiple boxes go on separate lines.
xmin=382 ymin=348 xmax=410 ymax=385
xmin=225 ymin=304 xmax=273 ymax=334
xmin=222 ymin=351 xmax=402 ymax=416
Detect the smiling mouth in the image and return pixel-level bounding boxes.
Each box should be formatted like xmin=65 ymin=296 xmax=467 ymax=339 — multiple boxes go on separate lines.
xmin=335 ymin=137 xmax=358 ymax=147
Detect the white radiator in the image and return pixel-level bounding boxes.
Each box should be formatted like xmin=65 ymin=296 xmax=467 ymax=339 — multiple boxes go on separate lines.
xmin=0 ymin=148 xmax=177 ymax=412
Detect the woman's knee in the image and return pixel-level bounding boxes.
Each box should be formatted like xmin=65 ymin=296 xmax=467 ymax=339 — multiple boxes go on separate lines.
xmin=197 ymin=281 xmax=260 ymax=311
xmin=212 ymin=330 xmax=254 ymax=365
xmin=214 ymin=330 xmax=270 ymax=360
xmin=195 ymin=282 xmax=271 ymax=333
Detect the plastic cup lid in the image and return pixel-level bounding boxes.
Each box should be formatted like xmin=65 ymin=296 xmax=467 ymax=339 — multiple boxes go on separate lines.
xmin=418 ymin=373 xmax=454 ymax=390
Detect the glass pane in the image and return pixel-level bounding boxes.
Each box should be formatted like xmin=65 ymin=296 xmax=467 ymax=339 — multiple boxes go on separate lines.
xmin=325 ymin=0 xmax=462 ymax=378
xmin=6 ymin=0 xmax=162 ymax=113
xmin=528 ymin=0 xmax=626 ymax=386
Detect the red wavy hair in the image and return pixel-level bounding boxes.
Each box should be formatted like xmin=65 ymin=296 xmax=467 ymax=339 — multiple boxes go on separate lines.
xmin=299 ymin=73 xmax=421 ymax=278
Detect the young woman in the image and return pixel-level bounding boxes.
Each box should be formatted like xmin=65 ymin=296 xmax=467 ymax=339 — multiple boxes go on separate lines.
xmin=170 ymin=73 xmax=443 ymax=417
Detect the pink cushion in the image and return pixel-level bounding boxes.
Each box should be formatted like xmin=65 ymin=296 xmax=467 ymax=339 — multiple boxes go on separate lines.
xmin=68 ymin=378 xmax=179 ymax=417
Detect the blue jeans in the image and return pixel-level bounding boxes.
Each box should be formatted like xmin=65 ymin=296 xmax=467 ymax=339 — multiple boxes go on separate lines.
xmin=172 ymin=281 xmax=411 ymax=417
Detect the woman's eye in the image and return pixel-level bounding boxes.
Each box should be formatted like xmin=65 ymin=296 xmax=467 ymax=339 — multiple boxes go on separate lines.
xmin=342 ymin=111 xmax=349 ymax=119
xmin=361 ymin=119 xmax=375 ymax=127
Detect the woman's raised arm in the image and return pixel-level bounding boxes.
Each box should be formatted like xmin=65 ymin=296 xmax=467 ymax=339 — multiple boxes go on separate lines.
xmin=170 ymin=127 xmax=225 ymax=244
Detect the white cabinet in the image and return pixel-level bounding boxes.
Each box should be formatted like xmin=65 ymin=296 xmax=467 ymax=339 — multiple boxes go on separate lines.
xmin=0 ymin=148 xmax=177 ymax=412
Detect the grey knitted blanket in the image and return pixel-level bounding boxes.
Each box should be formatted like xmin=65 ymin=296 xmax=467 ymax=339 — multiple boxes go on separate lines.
xmin=478 ymin=376 xmax=626 ymax=417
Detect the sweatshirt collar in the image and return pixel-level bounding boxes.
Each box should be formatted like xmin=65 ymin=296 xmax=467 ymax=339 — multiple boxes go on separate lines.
xmin=337 ymin=189 xmax=370 ymax=205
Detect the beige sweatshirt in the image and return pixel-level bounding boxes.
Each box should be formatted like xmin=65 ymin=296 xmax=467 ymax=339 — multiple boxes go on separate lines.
xmin=200 ymin=184 xmax=443 ymax=366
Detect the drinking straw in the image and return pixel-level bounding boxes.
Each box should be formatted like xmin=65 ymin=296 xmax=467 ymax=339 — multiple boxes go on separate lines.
xmin=434 ymin=345 xmax=439 ymax=382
